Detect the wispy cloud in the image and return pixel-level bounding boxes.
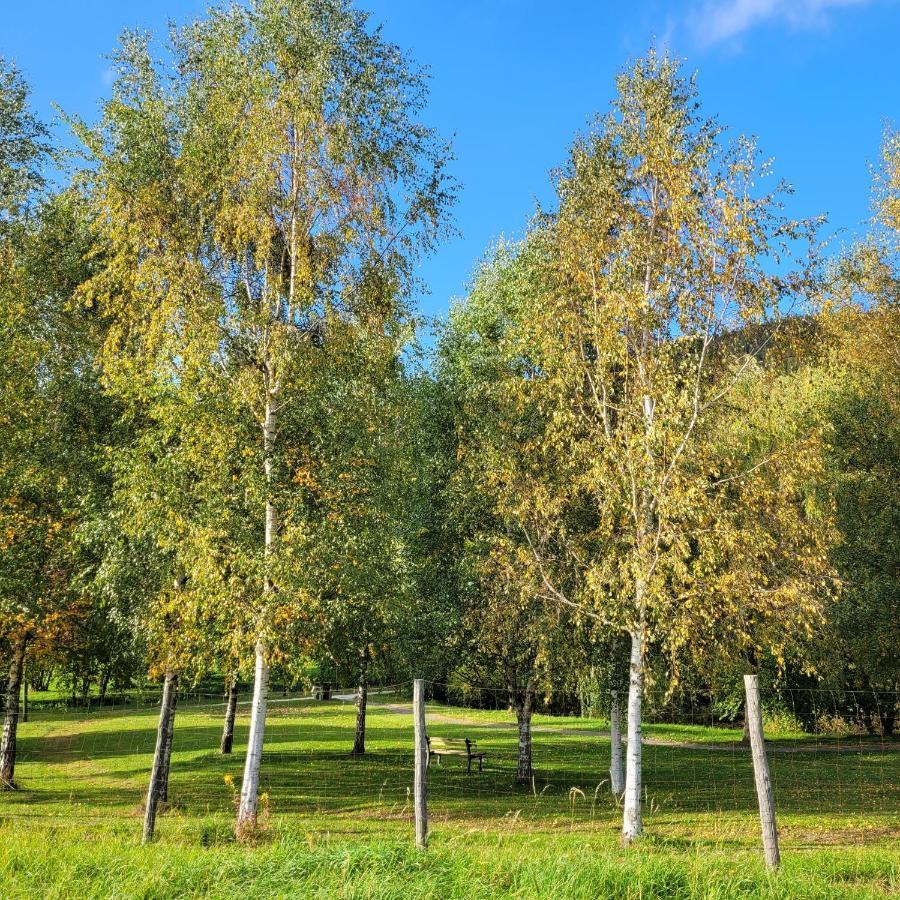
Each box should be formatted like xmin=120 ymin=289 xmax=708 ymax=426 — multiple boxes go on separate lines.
xmin=692 ymin=0 xmax=872 ymax=46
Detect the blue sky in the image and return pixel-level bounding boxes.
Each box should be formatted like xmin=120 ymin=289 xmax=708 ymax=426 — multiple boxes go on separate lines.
xmin=3 ymin=0 xmax=898 ymax=325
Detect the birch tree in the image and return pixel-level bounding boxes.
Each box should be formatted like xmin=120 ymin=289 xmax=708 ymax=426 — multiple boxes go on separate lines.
xmin=76 ymin=0 xmax=453 ymax=835
xmin=805 ymin=129 xmax=900 ymax=728
xmin=439 ymin=245 xmax=577 ymax=782
xmin=282 ymin=319 xmax=423 ymax=754
xmin=495 ymin=53 xmax=834 ymax=842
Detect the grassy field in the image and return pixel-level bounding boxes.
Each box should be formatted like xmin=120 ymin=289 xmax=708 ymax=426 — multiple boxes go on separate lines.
xmin=0 ymin=694 xmax=897 ymax=898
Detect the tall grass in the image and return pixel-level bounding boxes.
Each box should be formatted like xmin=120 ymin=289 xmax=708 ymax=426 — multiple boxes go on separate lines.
xmin=0 ymin=697 xmax=896 ymax=897
xmin=1 ymin=825 xmax=896 ymax=898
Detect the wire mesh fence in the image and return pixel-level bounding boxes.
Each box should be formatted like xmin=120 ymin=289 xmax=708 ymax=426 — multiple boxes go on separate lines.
xmin=2 ymin=681 xmax=897 ymax=846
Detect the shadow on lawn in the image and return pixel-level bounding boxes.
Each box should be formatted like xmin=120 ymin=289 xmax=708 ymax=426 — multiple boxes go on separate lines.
xmin=7 ymin=709 xmax=898 ymax=825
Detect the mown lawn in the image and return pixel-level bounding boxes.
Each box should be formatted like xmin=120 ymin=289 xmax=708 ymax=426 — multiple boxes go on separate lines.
xmin=0 ymin=695 xmax=897 ymax=898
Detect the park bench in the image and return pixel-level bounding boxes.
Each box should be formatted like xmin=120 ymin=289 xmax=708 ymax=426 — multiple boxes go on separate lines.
xmin=426 ymin=736 xmax=486 ymax=774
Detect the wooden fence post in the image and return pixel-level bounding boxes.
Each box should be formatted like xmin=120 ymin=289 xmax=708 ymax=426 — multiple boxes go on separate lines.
xmin=744 ymin=674 xmax=780 ymax=869
xmin=413 ymin=678 xmax=428 ymax=849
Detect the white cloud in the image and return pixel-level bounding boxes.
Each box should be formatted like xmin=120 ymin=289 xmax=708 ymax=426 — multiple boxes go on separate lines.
xmin=692 ymin=0 xmax=872 ymax=45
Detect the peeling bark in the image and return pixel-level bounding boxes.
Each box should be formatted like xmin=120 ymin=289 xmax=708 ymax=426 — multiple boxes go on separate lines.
xmin=352 ymin=649 xmax=368 ymax=755
xmin=142 ymin=668 xmax=178 ymax=843
xmin=513 ymin=683 xmax=535 ymax=783
xmin=609 ymin=688 xmax=624 ymax=794
xmin=237 ymin=393 xmax=276 ymax=831
xmin=622 ymin=626 xmax=644 ymax=844
xmin=0 ymin=634 xmax=27 ymax=790
xmin=221 ymin=677 xmax=238 ymax=754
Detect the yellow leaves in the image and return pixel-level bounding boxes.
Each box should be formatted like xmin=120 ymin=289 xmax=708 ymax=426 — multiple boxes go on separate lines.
xmin=292 ymin=467 xmax=318 ymax=490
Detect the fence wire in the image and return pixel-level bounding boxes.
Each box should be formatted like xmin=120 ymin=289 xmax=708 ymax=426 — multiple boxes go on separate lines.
xmin=2 ymin=682 xmax=897 ymax=848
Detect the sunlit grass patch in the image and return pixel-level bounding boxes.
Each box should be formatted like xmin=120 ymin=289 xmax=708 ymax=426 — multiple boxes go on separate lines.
xmin=1 ymin=697 xmax=897 ymax=897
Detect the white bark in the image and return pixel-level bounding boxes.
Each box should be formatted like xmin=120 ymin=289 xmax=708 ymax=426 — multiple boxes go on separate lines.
xmin=352 ymin=650 xmax=368 ymax=755
xmin=609 ymin=688 xmax=624 ymax=795
xmin=0 ymin=634 xmax=27 ymax=790
xmin=622 ymin=627 xmax=644 ymax=844
xmin=237 ymin=638 xmax=269 ymax=827
xmin=237 ymin=394 xmax=276 ymax=830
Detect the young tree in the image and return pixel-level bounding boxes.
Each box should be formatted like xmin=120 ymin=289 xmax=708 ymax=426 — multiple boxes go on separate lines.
xmin=805 ymin=130 xmax=900 ymax=729
xmin=439 ymin=245 xmax=578 ymax=782
xmin=281 ymin=314 xmax=441 ymax=755
xmin=77 ymin=0 xmax=453 ymax=833
xmin=489 ymin=54 xmax=834 ymax=842
xmin=107 ymin=362 xmax=265 ymax=841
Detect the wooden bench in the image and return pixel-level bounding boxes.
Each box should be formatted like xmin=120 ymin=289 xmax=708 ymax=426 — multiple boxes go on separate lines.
xmin=426 ymin=736 xmax=486 ymax=774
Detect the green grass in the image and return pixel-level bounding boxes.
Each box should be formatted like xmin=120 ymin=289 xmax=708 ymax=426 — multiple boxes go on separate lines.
xmin=1 ymin=696 xmax=897 ymax=897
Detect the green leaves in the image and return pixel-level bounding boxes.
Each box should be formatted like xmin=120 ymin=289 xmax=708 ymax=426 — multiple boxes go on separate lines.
xmin=439 ymin=51 xmax=836 ymax=696
xmin=0 ymin=58 xmax=51 ymax=224
xmin=70 ymin=0 xmax=455 ymax=681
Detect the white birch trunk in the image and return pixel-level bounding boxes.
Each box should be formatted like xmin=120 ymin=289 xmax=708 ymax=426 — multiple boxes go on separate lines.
xmin=352 ymin=649 xmax=368 ymax=756
xmin=237 ymin=394 xmax=276 ymax=830
xmin=0 ymin=634 xmax=27 ymax=790
xmin=622 ymin=626 xmax=644 ymax=844
xmin=237 ymin=638 xmax=268 ymax=828
xmin=516 ymin=708 xmax=533 ymax=782
xmin=609 ymin=688 xmax=624 ymax=795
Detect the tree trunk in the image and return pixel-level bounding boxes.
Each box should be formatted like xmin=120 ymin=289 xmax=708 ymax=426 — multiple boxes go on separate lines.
xmin=158 ymin=682 xmax=178 ymax=803
xmin=98 ymin=669 xmax=111 ymax=704
xmin=237 ymin=639 xmax=269 ymax=830
xmin=352 ymin=650 xmax=368 ymax=756
xmin=609 ymin=688 xmax=624 ymax=794
xmin=882 ymin=706 xmax=895 ymax=738
xmin=221 ymin=677 xmax=238 ymax=754
xmin=237 ymin=392 xmax=276 ymax=833
xmin=413 ymin=678 xmax=428 ymax=849
xmin=622 ymin=626 xmax=644 ymax=845
xmin=514 ymin=690 xmax=534 ymax=783
xmin=142 ymin=667 xmax=178 ymax=843
xmin=878 ymin=694 xmax=895 ymax=738
xmin=0 ymin=634 xmax=27 ymax=789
